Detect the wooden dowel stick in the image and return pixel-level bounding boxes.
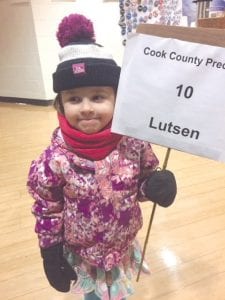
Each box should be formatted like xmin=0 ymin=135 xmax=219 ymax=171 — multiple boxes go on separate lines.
xmin=136 ymin=147 xmax=171 ymax=282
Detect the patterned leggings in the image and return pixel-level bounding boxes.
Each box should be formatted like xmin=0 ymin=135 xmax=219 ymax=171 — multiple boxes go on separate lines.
xmin=84 ymin=290 xmax=126 ymax=300
xmin=84 ymin=291 xmax=101 ymax=300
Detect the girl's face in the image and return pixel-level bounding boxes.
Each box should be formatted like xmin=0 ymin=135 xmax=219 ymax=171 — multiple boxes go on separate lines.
xmin=61 ymin=86 xmax=116 ymax=134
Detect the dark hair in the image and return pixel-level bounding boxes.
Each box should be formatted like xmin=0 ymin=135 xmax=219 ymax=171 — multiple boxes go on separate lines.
xmin=53 ymin=93 xmax=64 ymax=114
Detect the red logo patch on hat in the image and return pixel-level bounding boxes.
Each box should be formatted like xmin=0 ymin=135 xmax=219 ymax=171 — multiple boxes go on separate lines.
xmin=72 ymin=63 xmax=86 ymax=75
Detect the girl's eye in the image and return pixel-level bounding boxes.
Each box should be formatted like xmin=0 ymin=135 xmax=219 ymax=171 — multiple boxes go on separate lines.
xmin=69 ymin=97 xmax=81 ymax=103
xmin=92 ymin=94 xmax=105 ymax=102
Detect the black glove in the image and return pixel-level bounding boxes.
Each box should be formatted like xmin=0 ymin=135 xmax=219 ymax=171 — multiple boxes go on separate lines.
xmin=144 ymin=169 xmax=177 ymax=207
xmin=40 ymin=243 xmax=77 ymax=292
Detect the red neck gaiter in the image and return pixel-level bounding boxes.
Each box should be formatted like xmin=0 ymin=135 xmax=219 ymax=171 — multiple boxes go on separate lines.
xmin=58 ymin=113 xmax=122 ymax=161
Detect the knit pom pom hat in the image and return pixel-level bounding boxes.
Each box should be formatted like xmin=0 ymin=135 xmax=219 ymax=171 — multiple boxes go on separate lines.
xmin=53 ymin=14 xmax=121 ymax=93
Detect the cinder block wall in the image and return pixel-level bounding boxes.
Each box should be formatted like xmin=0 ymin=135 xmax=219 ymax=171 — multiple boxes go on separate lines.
xmin=0 ymin=0 xmax=46 ymax=100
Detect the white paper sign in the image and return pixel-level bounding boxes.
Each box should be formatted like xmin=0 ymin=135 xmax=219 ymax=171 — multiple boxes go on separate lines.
xmin=112 ymin=33 xmax=225 ymax=163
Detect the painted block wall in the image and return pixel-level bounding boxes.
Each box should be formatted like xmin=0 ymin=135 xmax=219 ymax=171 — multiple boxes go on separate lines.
xmin=0 ymin=0 xmax=123 ymax=101
xmin=0 ymin=0 xmax=46 ymax=99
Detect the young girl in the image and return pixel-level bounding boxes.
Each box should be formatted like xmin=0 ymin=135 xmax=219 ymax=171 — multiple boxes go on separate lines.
xmin=27 ymin=14 xmax=176 ymax=300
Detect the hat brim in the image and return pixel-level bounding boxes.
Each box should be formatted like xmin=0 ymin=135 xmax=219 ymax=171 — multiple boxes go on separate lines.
xmin=53 ymin=60 xmax=121 ymax=93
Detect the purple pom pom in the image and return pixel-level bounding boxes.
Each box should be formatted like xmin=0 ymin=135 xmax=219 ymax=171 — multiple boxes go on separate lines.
xmin=56 ymin=14 xmax=95 ymax=47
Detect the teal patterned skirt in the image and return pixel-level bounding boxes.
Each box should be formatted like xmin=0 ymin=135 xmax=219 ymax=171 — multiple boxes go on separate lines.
xmin=64 ymin=240 xmax=150 ymax=300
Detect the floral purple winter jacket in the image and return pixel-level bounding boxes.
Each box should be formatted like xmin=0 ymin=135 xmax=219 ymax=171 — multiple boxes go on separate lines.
xmin=27 ymin=128 xmax=159 ymax=270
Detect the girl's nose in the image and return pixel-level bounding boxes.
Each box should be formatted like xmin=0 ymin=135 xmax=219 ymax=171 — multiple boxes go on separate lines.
xmin=80 ymin=98 xmax=94 ymax=113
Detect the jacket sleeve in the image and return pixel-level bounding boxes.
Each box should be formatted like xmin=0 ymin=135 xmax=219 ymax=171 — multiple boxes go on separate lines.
xmin=27 ymin=148 xmax=66 ymax=248
xmin=138 ymin=142 xmax=159 ymax=201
